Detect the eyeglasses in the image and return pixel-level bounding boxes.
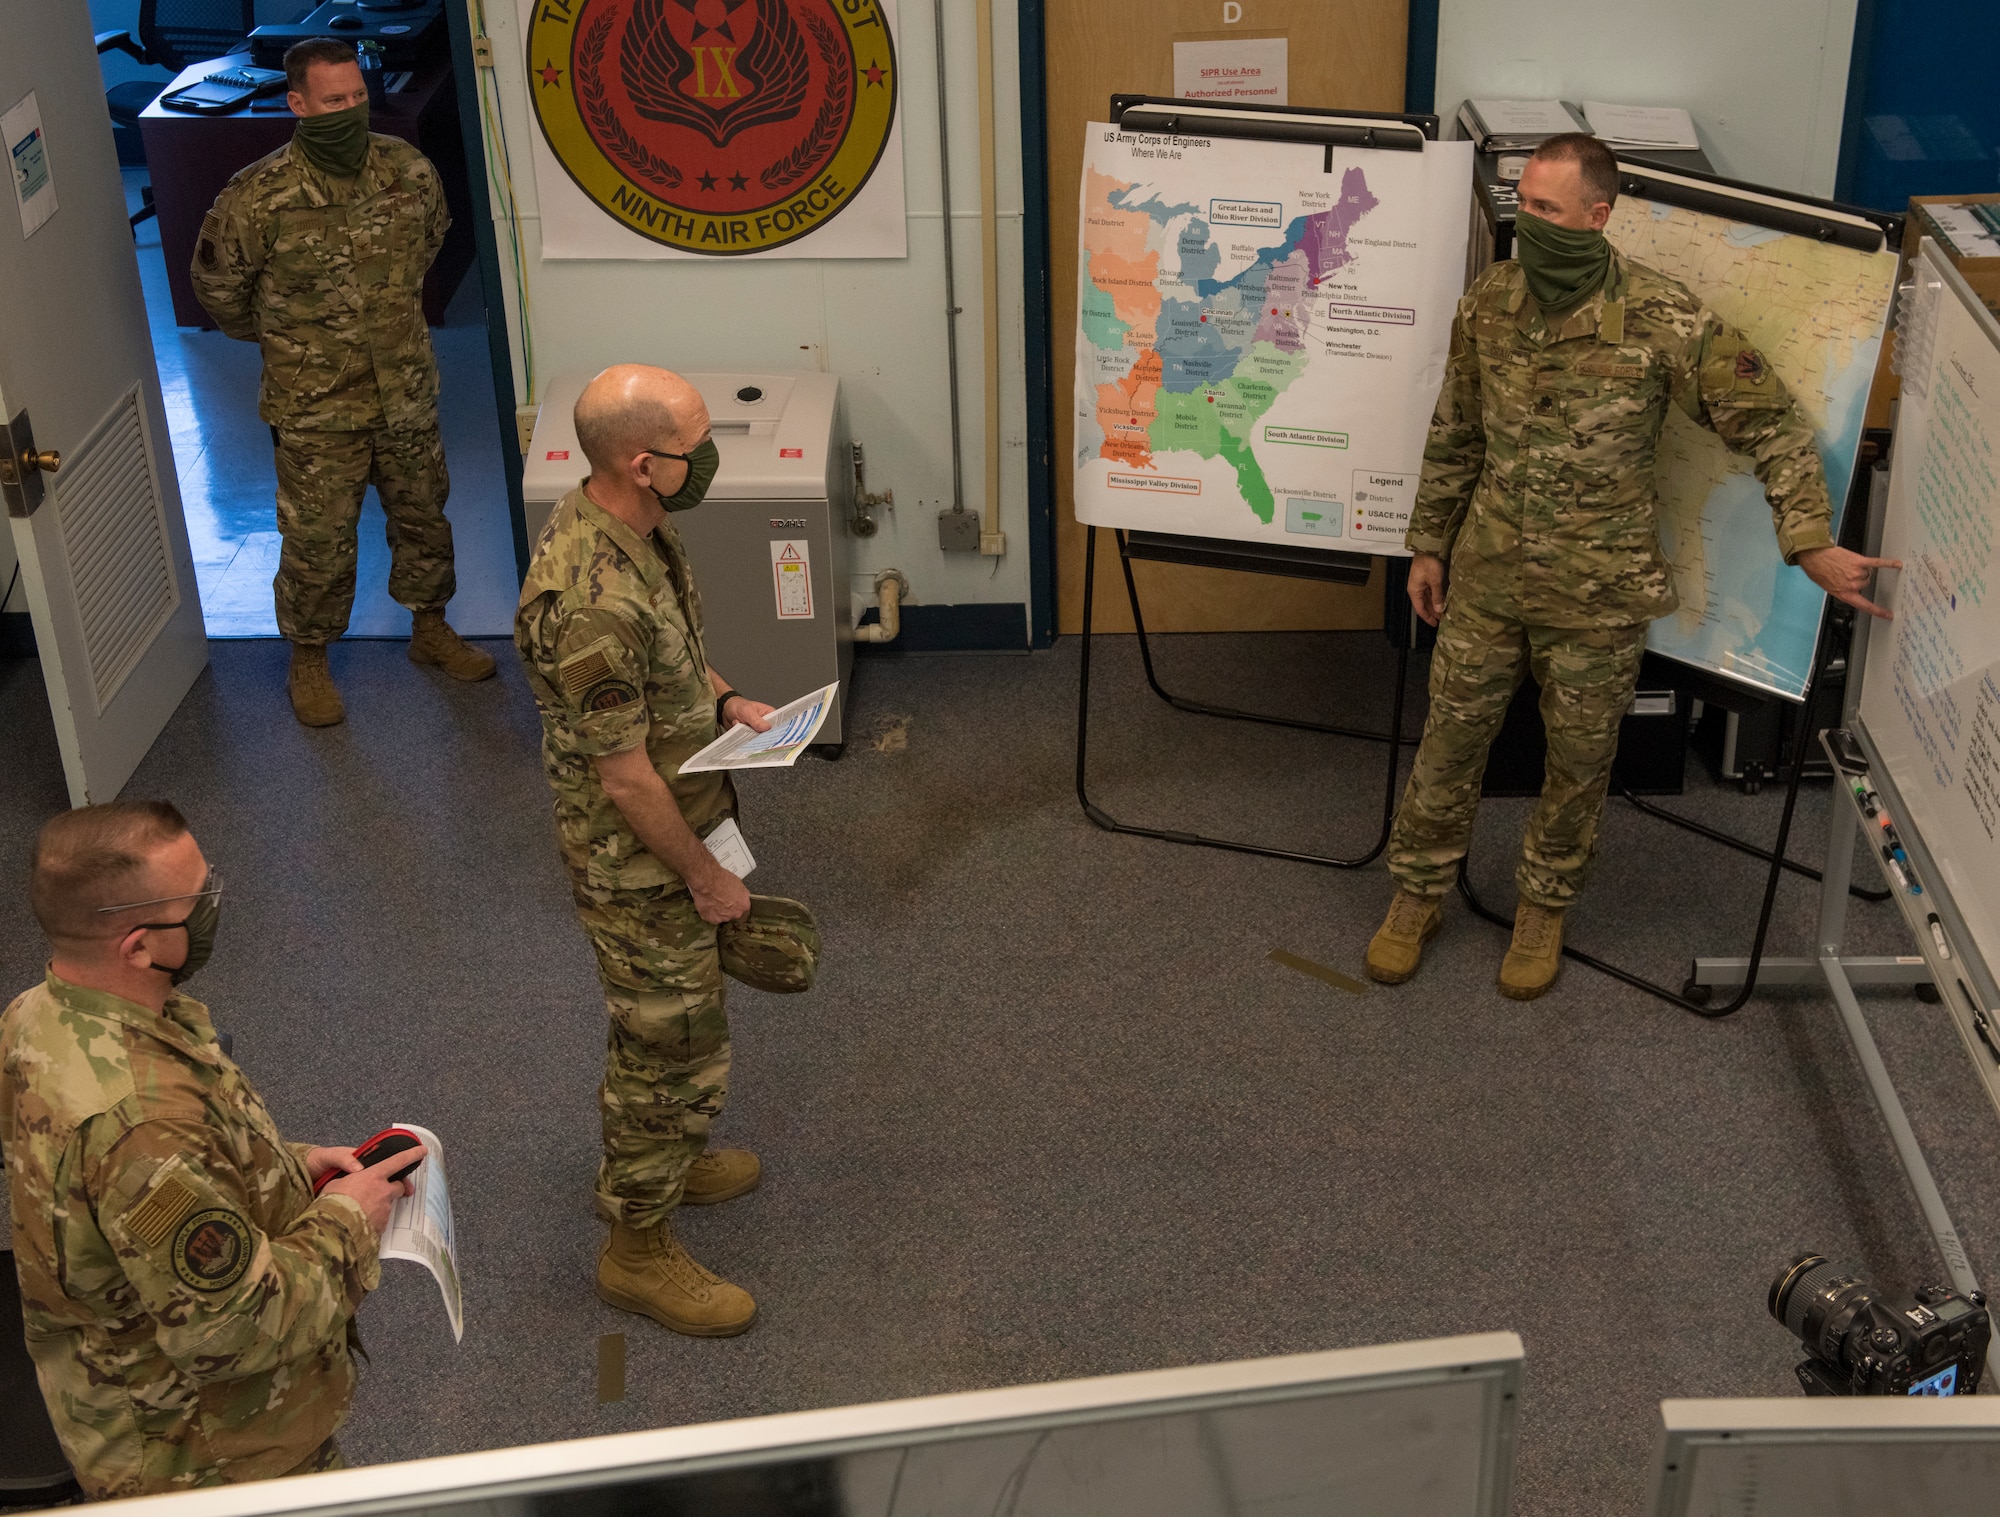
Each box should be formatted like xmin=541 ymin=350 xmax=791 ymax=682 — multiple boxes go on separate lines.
xmin=96 ymin=870 xmax=222 ymax=927
xmin=644 ymin=447 xmax=696 ymax=466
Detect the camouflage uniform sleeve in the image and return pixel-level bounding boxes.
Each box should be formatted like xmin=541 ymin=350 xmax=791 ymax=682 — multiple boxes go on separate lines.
xmin=1680 ymin=310 xmax=1836 ymax=563
xmin=421 ymin=159 xmax=450 ymax=269
xmin=188 ymin=181 xmax=265 ymax=343
xmin=92 ymin=1118 xmax=379 ymax=1382
xmin=540 ymin=605 xmax=655 ymax=757
xmin=1405 ymin=289 xmax=1485 ymax=557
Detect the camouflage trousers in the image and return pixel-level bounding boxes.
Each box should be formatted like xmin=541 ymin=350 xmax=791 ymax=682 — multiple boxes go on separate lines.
xmin=572 ymin=881 xmax=731 ymax=1230
xmin=272 ymin=422 xmax=456 ymax=644
xmin=1387 ymin=598 xmax=1647 ymax=908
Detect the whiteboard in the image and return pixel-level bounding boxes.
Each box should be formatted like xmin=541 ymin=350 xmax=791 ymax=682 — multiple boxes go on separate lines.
xmin=1650 ymin=1397 xmax=2000 ymax=1516
xmin=83 ymin=1334 xmax=1524 ymax=1517
xmin=1856 ymin=241 xmax=2000 ymax=991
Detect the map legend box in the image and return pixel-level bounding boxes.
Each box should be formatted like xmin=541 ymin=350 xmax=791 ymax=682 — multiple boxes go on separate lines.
xmin=1351 ymin=469 xmax=1416 ymax=544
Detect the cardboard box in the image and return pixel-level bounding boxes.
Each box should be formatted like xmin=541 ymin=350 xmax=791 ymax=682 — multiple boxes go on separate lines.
xmin=1865 ymin=191 xmax=2000 ymax=429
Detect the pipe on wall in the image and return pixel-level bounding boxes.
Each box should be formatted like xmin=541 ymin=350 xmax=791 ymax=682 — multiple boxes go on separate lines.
xmin=932 ymin=0 xmax=1006 ymax=558
xmin=853 ymin=568 xmax=911 ymax=643
xmin=973 ymin=0 xmax=1004 ymax=557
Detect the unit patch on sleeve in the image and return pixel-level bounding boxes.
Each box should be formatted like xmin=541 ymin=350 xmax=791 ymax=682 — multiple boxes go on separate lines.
xmin=1735 ymin=348 xmax=1767 ymax=383
xmin=122 ymin=1174 xmax=201 ymax=1249
xmin=584 ymin=679 xmax=640 ymax=712
xmin=171 ymin=1209 xmax=253 ymax=1292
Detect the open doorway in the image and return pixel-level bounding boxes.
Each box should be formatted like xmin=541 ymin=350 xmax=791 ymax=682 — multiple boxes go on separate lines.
xmin=91 ymin=0 xmax=519 ymax=639
xmin=118 ymin=170 xmax=518 ymax=636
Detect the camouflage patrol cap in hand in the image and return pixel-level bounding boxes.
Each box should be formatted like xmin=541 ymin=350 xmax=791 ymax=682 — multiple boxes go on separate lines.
xmin=718 ymin=895 xmax=820 ymax=993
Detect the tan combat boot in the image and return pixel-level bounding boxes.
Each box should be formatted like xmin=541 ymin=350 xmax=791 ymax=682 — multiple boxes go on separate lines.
xmin=681 ymin=1148 xmax=761 ymax=1206
xmin=597 ymin=1220 xmax=757 ymax=1337
xmin=408 ymin=608 xmax=496 ymax=681
xmin=1499 ymin=901 xmax=1565 ymax=1000
xmin=1365 ymin=888 xmax=1443 ymax=984
xmin=287 ymin=642 xmax=344 ymax=727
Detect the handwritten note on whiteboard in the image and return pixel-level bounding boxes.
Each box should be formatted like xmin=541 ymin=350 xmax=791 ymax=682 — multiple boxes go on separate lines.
xmin=1859 ymin=247 xmax=2000 ymax=980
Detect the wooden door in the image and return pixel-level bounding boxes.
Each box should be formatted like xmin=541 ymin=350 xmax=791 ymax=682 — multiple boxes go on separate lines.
xmin=1047 ymin=0 xmax=1410 ymax=632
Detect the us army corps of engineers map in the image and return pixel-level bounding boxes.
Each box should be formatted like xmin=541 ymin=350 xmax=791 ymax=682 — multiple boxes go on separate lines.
xmin=1073 ymin=125 xmax=1474 ymax=555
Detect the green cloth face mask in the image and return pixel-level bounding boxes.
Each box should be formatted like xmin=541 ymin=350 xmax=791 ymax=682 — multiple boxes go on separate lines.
xmin=293 ymin=102 xmax=371 ymax=178
xmin=646 ymin=437 xmax=721 ymax=513
xmin=1514 ymin=211 xmax=1610 ymax=314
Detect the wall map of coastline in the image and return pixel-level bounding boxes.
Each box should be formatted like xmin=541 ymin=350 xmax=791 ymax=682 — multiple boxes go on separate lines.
xmin=1603 ymin=197 xmax=1899 ymax=700
xmin=1072 ymin=125 xmax=1473 ymax=554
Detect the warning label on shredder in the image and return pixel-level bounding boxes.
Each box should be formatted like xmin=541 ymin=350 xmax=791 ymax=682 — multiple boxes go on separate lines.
xmin=771 ymin=539 xmax=814 ymax=619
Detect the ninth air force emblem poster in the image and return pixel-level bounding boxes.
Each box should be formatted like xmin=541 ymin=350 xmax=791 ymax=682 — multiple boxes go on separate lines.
xmin=526 ymin=0 xmax=905 ymax=258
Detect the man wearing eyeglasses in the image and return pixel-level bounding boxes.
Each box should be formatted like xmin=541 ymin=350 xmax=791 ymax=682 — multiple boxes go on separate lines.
xmin=0 ymin=801 xmax=421 ymax=1498
xmin=515 ymin=365 xmax=777 ymax=1339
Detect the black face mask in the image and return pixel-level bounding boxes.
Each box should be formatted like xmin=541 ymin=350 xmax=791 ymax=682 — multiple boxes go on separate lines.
xmin=133 ymin=873 xmax=222 ymax=987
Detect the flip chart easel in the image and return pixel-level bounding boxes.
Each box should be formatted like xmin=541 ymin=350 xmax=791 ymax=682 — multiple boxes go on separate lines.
xmin=1073 ymin=97 xmax=1440 ymax=869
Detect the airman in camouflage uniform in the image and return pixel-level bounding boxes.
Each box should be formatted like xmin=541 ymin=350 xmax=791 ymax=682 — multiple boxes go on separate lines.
xmin=2 ymin=802 xmax=411 ymax=1498
xmin=518 ymin=353 xmax=790 ymax=1337
xmin=1365 ymin=136 xmax=1889 ymax=998
xmin=190 ymin=40 xmax=493 ymax=726
xmin=518 ymin=479 xmax=740 ymax=1197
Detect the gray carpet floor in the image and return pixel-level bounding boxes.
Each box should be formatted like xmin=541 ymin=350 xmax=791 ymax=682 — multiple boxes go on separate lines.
xmin=2 ymin=633 xmax=1997 ymax=1515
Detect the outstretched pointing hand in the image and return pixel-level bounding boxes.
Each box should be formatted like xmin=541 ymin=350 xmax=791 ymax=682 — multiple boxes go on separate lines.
xmin=1798 ymin=545 xmax=1900 ymax=620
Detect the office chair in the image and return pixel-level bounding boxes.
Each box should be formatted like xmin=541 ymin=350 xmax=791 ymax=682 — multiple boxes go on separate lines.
xmin=96 ymin=0 xmax=260 ymax=230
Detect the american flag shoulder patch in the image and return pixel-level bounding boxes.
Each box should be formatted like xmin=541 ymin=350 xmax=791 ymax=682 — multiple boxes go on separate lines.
xmin=124 ymin=1174 xmax=201 ymax=1249
xmin=558 ymin=640 xmax=620 ymax=702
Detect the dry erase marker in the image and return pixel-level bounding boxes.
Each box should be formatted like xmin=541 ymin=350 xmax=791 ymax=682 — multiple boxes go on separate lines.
xmin=1974 ymin=1008 xmax=2000 ymax=1067
xmin=1883 ymin=850 xmax=1911 ymax=890
xmin=1928 ymin=914 xmax=1952 ymax=959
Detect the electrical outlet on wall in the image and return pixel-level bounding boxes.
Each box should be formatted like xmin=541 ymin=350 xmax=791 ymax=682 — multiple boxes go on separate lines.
xmin=937 ymin=508 xmax=981 ymax=552
xmin=515 ymin=405 xmax=539 ymax=455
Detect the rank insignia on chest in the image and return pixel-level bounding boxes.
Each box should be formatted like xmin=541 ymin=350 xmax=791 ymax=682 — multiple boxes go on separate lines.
xmin=172 ymin=1209 xmax=253 ymax=1292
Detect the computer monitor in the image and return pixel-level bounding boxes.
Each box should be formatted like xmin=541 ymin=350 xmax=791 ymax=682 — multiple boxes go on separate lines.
xmin=89 ymin=1333 xmax=1523 ymax=1517
xmin=1650 ymin=1396 xmax=2000 ymax=1516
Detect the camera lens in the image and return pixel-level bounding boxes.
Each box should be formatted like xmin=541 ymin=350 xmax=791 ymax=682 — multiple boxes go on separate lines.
xmin=1770 ymin=1254 xmax=1876 ymax=1363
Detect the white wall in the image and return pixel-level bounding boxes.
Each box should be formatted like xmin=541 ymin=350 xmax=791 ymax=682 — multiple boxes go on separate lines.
xmin=477 ymin=0 xmax=1031 ymax=620
xmin=1435 ymin=0 xmax=1859 ymax=196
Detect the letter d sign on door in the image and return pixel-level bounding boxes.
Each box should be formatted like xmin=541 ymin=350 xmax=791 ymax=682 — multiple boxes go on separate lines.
xmin=1222 ymin=1 xmax=1241 ymax=21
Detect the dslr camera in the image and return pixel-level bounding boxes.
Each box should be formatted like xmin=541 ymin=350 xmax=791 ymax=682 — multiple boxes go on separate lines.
xmin=1770 ymin=1254 xmax=1990 ymax=1396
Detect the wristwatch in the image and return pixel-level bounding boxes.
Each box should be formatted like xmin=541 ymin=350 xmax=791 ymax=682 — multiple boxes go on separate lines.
xmin=716 ymin=689 xmax=752 ymax=727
